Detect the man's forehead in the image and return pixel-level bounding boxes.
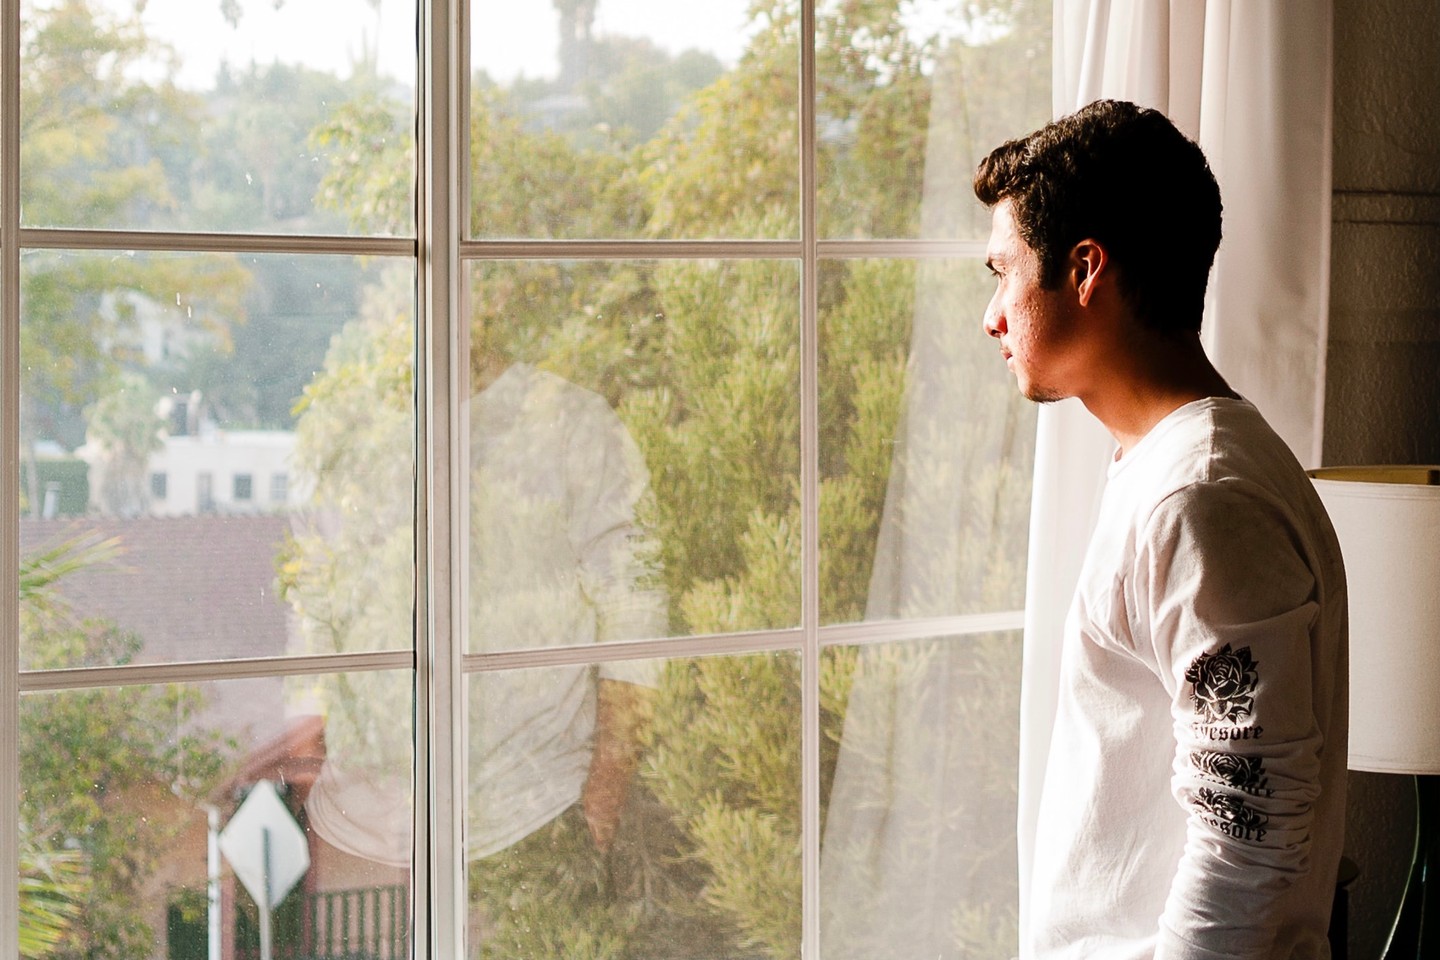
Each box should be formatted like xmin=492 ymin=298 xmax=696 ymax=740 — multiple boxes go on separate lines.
xmin=986 ymin=200 xmax=1018 ymax=261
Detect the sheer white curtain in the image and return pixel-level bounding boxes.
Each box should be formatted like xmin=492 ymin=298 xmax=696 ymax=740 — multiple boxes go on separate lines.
xmin=1017 ymin=0 xmax=1334 ymax=946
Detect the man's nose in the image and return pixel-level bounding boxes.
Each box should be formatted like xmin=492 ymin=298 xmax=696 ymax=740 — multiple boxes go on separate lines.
xmin=982 ymin=300 xmax=1005 ymax=339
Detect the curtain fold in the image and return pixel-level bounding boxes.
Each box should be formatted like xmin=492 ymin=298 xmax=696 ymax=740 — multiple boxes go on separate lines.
xmin=1017 ymin=0 xmax=1333 ymax=947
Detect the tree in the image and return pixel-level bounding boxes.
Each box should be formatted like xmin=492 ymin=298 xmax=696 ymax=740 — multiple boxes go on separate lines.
xmin=18 ymin=0 xmax=250 ymax=511
xmin=146 ymin=61 xmax=393 ymax=433
xmin=278 ymin=264 xmax=417 ymax=783
xmin=81 ymin=371 xmax=163 ymax=517
xmin=183 ymin=62 xmax=369 ymax=233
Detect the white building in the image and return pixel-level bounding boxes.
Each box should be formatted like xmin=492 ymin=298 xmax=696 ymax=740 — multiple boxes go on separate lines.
xmin=146 ymin=428 xmax=305 ymax=517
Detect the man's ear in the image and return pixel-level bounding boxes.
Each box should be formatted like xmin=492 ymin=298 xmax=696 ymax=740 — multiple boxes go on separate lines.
xmin=1070 ymin=239 xmax=1108 ymax=307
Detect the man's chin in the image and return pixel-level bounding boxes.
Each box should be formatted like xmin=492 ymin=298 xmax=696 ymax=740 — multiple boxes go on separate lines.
xmin=1021 ymin=383 xmax=1067 ymax=404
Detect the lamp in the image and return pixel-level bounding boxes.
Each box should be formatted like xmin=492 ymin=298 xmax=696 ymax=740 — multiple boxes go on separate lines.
xmin=1310 ymin=465 xmax=1440 ymax=960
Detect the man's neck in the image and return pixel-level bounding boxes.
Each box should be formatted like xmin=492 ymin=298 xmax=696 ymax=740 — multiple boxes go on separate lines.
xmin=1079 ymin=331 xmax=1239 ymax=456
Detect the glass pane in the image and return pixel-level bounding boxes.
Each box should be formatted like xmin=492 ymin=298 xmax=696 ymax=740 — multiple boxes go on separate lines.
xmin=466 ymin=258 xmax=800 ymax=648
xmin=18 ymin=670 xmax=413 ymax=959
xmin=820 ymin=632 xmax=1021 ymax=959
xmin=18 ymin=252 xmax=416 ymax=665
xmin=20 ymin=0 xmax=416 ymax=234
xmin=466 ymin=650 xmax=800 ymax=958
xmin=469 ymin=0 xmax=795 ymax=239
xmin=816 ymin=0 xmax=1052 ymax=239
xmin=818 ymin=259 xmax=1034 ymax=625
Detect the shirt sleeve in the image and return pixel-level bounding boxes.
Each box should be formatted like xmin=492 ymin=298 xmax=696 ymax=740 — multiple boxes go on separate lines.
xmin=565 ymin=395 xmax=668 ymax=687
xmin=1130 ymin=480 xmax=1327 ymax=960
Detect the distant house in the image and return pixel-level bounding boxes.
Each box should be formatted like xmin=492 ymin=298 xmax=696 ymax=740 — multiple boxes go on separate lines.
xmin=144 ymin=428 xmax=303 ymax=518
xmin=70 ymin=424 xmax=304 ymax=519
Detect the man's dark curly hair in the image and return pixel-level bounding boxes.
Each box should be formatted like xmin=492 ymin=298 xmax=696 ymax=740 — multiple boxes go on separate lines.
xmin=973 ymin=99 xmax=1222 ymax=335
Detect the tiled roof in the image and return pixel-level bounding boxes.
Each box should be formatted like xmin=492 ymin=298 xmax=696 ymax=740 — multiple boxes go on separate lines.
xmin=215 ymin=713 xmax=327 ymax=805
xmin=19 ymin=513 xmax=294 ymax=664
xmin=20 ymin=514 xmax=302 ymax=747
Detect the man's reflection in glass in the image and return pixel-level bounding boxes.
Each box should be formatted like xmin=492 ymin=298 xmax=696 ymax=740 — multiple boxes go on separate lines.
xmin=303 ymin=338 xmax=668 ymax=958
xmin=464 ymin=350 xmax=667 ymax=958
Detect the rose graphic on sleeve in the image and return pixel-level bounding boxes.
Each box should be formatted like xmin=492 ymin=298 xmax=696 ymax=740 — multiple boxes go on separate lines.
xmin=1185 ymin=644 xmax=1259 ymax=724
xmin=1190 ymin=751 xmax=1268 ymax=793
xmin=1196 ymin=787 xmax=1269 ymax=831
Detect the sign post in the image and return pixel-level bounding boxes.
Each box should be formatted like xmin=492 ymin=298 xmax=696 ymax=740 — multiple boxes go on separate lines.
xmin=259 ymin=827 xmax=272 ymax=960
xmin=218 ymin=780 xmax=310 ymax=960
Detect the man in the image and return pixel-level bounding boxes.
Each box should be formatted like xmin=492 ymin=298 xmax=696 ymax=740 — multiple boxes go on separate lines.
xmin=974 ymin=99 xmax=1348 ymax=959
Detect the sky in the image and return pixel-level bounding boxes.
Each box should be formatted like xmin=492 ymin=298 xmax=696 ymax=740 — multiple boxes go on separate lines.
xmin=119 ymin=0 xmax=754 ymax=91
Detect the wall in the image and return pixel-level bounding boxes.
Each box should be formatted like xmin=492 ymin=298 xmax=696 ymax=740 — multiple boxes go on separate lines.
xmin=1325 ymin=0 xmax=1440 ymax=956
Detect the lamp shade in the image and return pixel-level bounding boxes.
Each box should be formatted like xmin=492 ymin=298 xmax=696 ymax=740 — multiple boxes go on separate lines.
xmin=1310 ymin=466 xmax=1440 ymax=774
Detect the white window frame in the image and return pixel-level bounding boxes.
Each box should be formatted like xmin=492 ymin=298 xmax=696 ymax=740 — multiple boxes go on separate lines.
xmin=0 ymin=0 xmax=1025 ymax=956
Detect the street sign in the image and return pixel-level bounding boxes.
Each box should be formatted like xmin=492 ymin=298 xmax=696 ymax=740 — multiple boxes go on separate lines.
xmin=219 ymin=778 xmax=310 ymax=909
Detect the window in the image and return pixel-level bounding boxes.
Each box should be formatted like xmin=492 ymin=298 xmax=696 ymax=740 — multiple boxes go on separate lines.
xmin=4 ymin=1 xmax=1048 ymax=957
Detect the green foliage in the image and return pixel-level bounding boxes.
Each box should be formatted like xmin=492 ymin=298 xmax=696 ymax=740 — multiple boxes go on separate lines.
xmin=645 ymin=653 xmax=802 ymax=957
xmin=688 ymin=798 xmax=801 ymax=957
xmin=153 ymin=63 xmax=390 ymax=431
xmin=278 ymin=266 xmax=417 ymax=794
xmin=18 ymin=0 xmax=184 ymax=418
xmin=187 ymin=63 xmax=375 ymax=231
xmin=470 ymin=87 xmax=648 ymax=239
xmin=280 ymin=266 xmax=416 ymax=695
xmin=19 ymin=0 xmax=188 ymax=229
xmin=18 ymin=534 xmax=118 ymax=609
xmin=817 ymin=259 xmax=913 ymax=621
xmin=309 ymin=92 xmax=414 ymax=236
xmin=164 ymin=255 xmax=368 ymax=431
xmin=638 ymin=33 xmax=799 ymax=238
xmin=470 ymin=809 xmax=641 ymax=960
xmin=623 ymin=253 xmax=801 ymax=632
xmin=815 ymin=0 xmax=933 ymax=237
xmin=82 ymin=371 xmax=163 ymax=516
xmin=18 ymin=831 xmax=87 ymax=960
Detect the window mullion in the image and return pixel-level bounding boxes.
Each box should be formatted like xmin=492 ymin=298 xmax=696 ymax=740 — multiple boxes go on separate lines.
xmin=417 ymin=0 xmax=467 ymax=955
xmin=799 ymin=0 xmax=821 ymax=956
xmin=1 ymin=0 xmax=19 ymax=950
xmin=15 ymin=228 xmax=414 ymax=257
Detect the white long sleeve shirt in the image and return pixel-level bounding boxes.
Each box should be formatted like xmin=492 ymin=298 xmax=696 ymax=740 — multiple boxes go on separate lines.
xmin=1027 ymin=398 xmax=1347 ymax=960
xmin=307 ymin=364 xmax=665 ymax=864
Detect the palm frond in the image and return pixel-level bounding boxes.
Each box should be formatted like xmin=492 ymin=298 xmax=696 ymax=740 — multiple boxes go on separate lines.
xmin=18 ymin=534 xmax=123 ymax=606
xmin=18 ymin=832 xmax=89 ymax=959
